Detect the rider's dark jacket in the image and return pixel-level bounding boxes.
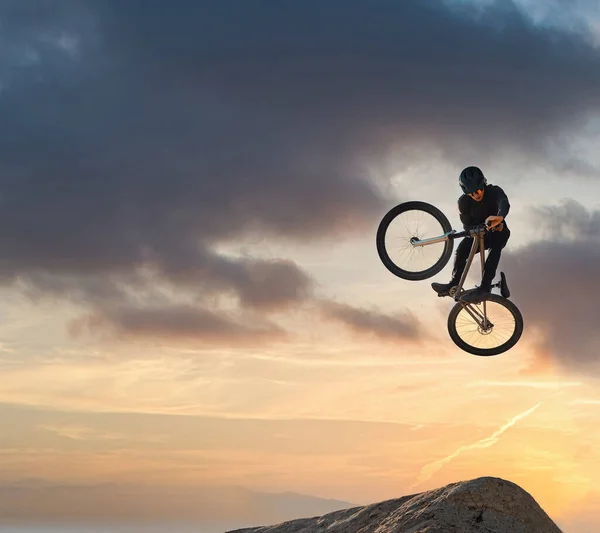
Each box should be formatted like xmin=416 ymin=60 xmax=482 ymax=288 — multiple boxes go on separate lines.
xmin=458 ymin=184 xmax=510 ymax=231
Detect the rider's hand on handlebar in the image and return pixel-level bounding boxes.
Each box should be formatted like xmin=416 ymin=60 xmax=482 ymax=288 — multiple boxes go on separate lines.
xmin=485 ymin=215 xmax=504 ymax=230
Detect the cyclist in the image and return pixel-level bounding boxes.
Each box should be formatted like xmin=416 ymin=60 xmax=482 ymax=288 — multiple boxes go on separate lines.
xmin=431 ymin=166 xmax=510 ymax=303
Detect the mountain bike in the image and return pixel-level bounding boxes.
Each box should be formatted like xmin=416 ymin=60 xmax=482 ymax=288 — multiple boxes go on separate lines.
xmin=376 ymin=201 xmax=523 ymax=356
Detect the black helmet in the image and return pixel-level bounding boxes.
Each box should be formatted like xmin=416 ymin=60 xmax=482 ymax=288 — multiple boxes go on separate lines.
xmin=459 ymin=166 xmax=487 ymax=194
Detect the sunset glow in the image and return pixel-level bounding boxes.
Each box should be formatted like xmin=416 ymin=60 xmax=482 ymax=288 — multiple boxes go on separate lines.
xmin=1 ymin=1 xmax=600 ymax=532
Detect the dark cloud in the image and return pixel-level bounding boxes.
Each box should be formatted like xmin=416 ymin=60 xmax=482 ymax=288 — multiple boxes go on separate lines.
xmin=533 ymin=199 xmax=600 ymax=240
xmin=503 ymin=200 xmax=600 ymax=375
xmin=184 ymin=256 xmax=315 ymax=312
xmin=68 ymin=304 xmax=286 ymax=345
xmin=56 ymin=255 xmax=312 ymax=344
xmin=1 ymin=1 xmax=600 ymax=341
xmin=321 ymin=301 xmax=422 ymax=342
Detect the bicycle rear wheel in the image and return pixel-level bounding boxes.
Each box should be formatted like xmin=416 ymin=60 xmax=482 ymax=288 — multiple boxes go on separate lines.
xmin=376 ymin=201 xmax=454 ymax=281
xmin=447 ymin=294 xmax=523 ymax=356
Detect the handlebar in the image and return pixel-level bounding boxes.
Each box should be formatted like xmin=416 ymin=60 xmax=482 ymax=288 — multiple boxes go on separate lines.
xmin=451 ymin=222 xmax=500 ymax=240
xmin=470 ymin=223 xmax=491 ymax=236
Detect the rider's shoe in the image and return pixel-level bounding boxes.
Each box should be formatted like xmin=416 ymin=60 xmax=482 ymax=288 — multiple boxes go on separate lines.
xmin=431 ymin=281 xmax=457 ymax=297
xmin=460 ymin=285 xmax=491 ymax=304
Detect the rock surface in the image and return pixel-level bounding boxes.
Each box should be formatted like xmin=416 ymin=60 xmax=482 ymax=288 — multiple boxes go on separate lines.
xmin=227 ymin=476 xmax=563 ymax=533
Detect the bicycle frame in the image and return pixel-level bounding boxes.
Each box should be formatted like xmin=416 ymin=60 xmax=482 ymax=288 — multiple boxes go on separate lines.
xmin=453 ymin=230 xmax=490 ymax=328
xmin=411 ymin=225 xmax=492 ymax=327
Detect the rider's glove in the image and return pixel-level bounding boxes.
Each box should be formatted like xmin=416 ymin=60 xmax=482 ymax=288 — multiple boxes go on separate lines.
xmin=485 ymin=215 xmax=504 ymax=229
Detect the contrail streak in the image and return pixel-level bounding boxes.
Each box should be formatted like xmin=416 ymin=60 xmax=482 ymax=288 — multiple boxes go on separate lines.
xmin=411 ymin=401 xmax=543 ymax=489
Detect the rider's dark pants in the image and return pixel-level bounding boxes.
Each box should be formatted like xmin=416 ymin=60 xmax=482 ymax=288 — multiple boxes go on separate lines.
xmin=451 ymin=227 xmax=510 ymax=289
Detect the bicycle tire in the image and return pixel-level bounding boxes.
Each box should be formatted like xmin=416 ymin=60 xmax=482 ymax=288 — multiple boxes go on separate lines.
xmin=376 ymin=201 xmax=454 ymax=281
xmin=447 ymin=294 xmax=524 ymax=356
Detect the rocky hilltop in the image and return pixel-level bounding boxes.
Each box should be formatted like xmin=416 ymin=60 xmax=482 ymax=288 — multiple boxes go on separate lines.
xmin=228 ymin=476 xmax=562 ymax=533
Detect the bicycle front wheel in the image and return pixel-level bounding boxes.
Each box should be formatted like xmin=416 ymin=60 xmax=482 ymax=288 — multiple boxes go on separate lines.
xmin=376 ymin=201 xmax=454 ymax=281
xmin=447 ymin=294 xmax=524 ymax=356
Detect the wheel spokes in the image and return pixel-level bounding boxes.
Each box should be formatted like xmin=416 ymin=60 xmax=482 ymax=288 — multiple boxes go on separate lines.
xmin=384 ymin=209 xmax=448 ymax=274
xmin=454 ymin=300 xmax=517 ymax=351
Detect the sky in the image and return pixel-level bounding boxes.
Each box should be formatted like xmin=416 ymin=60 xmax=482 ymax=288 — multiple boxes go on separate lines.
xmin=1 ymin=0 xmax=600 ymax=531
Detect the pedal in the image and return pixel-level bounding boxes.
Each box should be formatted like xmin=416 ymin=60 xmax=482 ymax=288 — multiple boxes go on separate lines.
xmin=500 ymin=271 xmax=510 ymax=298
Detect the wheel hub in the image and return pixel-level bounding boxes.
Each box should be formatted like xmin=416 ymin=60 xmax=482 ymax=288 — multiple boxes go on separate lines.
xmin=478 ymin=323 xmax=494 ymax=335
